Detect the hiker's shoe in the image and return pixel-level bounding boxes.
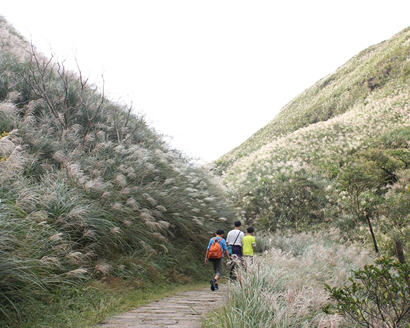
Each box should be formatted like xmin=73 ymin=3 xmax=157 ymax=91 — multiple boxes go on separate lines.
xmin=210 ymin=279 xmax=216 ymax=291
xmin=214 ymin=283 xmax=219 ymax=290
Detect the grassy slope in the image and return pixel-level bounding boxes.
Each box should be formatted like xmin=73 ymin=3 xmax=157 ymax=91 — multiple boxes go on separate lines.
xmin=215 ymin=26 xmax=410 ymax=175
xmin=0 ymin=16 xmax=233 ymax=326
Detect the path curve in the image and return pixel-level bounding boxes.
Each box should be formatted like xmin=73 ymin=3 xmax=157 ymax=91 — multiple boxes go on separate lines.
xmin=95 ymin=286 xmax=226 ymax=328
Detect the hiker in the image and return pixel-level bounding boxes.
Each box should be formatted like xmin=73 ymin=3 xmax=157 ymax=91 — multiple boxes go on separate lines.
xmin=226 ymin=220 xmax=244 ymax=280
xmin=205 ymin=228 xmax=230 ymax=291
xmin=242 ymin=226 xmax=256 ymax=265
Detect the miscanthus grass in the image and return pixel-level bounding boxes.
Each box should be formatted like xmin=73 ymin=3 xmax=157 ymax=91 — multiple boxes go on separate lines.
xmin=203 ymin=230 xmax=372 ymax=328
xmin=0 ymin=16 xmax=235 ymax=324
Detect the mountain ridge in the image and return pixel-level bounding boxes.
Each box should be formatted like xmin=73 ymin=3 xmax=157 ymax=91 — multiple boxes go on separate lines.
xmin=215 ymin=26 xmax=410 ymax=174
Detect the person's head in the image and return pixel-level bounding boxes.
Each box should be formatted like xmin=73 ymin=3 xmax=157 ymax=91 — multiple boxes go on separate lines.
xmin=234 ymin=221 xmax=241 ymax=228
xmin=216 ymin=228 xmax=224 ymax=236
xmin=247 ymin=226 xmax=254 ymax=234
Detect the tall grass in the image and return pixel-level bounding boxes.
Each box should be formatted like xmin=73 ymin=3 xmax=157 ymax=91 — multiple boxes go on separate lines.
xmin=204 ymin=230 xmax=372 ymax=328
xmin=0 ymin=16 xmax=234 ymax=324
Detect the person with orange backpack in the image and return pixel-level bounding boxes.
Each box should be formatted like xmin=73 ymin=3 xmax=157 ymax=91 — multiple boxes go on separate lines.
xmin=205 ymin=228 xmax=230 ymax=291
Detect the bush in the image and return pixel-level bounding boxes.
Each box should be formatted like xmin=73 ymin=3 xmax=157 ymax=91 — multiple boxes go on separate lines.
xmin=325 ymin=257 xmax=410 ymax=328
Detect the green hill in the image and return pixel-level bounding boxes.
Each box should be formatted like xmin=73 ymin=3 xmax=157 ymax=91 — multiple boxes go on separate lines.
xmin=215 ymin=26 xmax=410 ymax=175
xmin=216 ymin=26 xmax=410 ymax=249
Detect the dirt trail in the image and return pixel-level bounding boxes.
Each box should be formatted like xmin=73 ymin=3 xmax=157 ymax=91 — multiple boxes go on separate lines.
xmin=95 ymin=286 xmax=226 ymax=328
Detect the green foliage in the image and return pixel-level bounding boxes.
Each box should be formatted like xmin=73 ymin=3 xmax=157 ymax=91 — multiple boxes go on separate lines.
xmin=240 ymin=169 xmax=328 ymax=232
xmin=325 ymin=257 xmax=410 ymax=328
xmin=336 ymin=162 xmax=378 ymax=222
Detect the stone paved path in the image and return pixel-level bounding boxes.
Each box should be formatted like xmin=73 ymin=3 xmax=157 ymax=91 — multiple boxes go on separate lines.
xmin=95 ymin=286 xmax=226 ymax=328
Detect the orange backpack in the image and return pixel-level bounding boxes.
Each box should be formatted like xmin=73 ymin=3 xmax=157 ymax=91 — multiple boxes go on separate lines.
xmin=208 ymin=237 xmax=223 ymax=260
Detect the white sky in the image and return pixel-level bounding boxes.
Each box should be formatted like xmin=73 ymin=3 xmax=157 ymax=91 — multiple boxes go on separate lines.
xmin=2 ymin=1 xmax=410 ymax=163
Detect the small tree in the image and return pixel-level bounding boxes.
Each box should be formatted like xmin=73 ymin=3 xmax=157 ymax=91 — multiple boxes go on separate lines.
xmin=380 ymin=168 xmax=410 ymax=263
xmin=337 ymin=163 xmax=380 ymax=254
xmin=22 ymin=43 xmax=107 ymax=144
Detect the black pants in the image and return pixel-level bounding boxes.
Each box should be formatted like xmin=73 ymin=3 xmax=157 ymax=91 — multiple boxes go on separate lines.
xmin=230 ymin=245 xmax=243 ymax=280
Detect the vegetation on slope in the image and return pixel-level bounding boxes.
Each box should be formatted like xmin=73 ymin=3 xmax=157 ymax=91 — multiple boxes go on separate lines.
xmin=204 ymin=24 xmax=410 ymax=328
xmin=215 ymin=26 xmax=410 ymax=175
xmin=217 ymin=25 xmax=410 ymax=262
xmin=211 ymin=26 xmax=410 ymax=326
xmin=0 ymin=16 xmax=233 ymax=325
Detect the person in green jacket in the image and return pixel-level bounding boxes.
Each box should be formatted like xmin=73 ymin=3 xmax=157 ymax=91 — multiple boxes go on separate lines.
xmin=242 ymin=226 xmax=256 ymax=263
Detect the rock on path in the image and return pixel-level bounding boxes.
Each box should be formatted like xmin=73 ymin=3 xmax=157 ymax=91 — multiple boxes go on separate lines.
xmin=95 ymin=286 xmax=225 ymax=328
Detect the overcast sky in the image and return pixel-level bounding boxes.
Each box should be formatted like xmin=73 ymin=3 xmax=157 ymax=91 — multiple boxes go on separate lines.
xmin=2 ymin=1 xmax=410 ymax=163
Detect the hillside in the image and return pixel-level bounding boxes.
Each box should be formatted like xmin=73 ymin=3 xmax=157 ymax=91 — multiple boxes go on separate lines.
xmin=0 ymin=16 xmax=233 ymax=324
xmin=215 ymin=26 xmax=410 ymax=175
xmin=216 ymin=26 xmax=410 ymax=252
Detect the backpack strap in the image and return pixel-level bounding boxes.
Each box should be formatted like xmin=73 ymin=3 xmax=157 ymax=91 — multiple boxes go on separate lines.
xmin=232 ymin=231 xmax=240 ymax=245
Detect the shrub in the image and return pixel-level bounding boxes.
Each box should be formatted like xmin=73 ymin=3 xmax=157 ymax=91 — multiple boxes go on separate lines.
xmin=325 ymin=257 xmax=410 ymax=328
